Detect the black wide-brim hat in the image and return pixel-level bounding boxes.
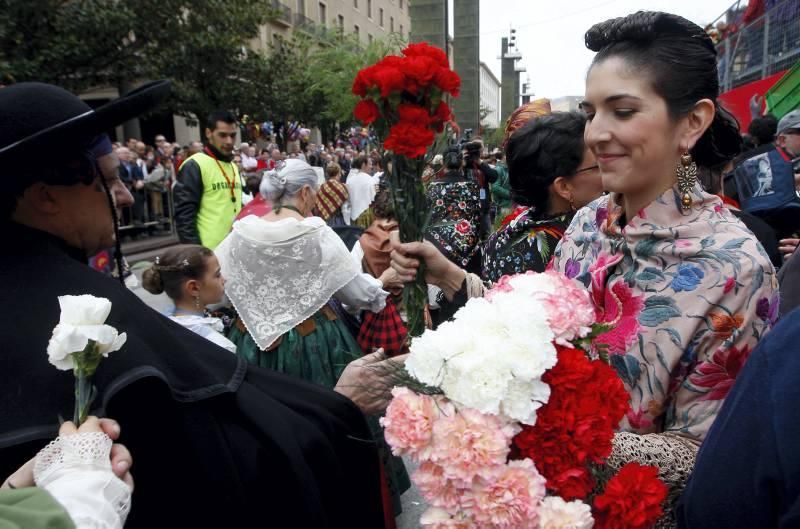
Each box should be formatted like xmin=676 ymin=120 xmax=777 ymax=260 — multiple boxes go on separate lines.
xmin=0 ymin=80 xmax=171 ymax=168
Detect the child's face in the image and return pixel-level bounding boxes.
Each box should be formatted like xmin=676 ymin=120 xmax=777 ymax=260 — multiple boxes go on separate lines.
xmin=198 ymin=255 xmax=226 ymax=306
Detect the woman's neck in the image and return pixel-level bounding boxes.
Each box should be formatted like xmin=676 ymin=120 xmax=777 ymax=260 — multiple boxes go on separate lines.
xmin=620 ymin=182 xmax=675 ymax=220
xmin=265 ymin=200 xmax=306 ymax=221
xmin=174 ymin=300 xmax=204 ymax=316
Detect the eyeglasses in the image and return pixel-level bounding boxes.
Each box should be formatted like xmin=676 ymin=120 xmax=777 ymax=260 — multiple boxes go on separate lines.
xmin=576 ymin=165 xmax=599 ymax=174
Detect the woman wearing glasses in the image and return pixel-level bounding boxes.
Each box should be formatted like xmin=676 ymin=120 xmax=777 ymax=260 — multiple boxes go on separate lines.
xmin=481 ymin=111 xmax=603 ymax=283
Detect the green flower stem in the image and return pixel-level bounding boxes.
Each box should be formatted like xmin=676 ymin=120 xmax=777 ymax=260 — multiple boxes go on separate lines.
xmin=388 ymin=153 xmax=430 ymax=338
xmin=72 ymin=341 xmax=100 ymax=426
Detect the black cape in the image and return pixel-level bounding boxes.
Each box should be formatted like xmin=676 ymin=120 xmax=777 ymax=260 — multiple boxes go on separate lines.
xmin=0 ymin=224 xmax=385 ymax=528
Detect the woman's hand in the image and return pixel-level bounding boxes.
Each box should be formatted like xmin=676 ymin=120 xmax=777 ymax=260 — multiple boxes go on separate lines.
xmin=779 ymin=238 xmax=799 ymax=260
xmin=335 ymin=350 xmax=408 ymax=415
xmin=389 ymin=232 xmax=466 ymax=301
xmin=1 ymin=417 xmax=133 ymax=491
xmin=377 ymin=267 xmax=403 ymax=291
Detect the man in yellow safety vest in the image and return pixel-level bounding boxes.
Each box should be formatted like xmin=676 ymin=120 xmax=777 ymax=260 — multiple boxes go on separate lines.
xmin=174 ymin=110 xmax=242 ymax=249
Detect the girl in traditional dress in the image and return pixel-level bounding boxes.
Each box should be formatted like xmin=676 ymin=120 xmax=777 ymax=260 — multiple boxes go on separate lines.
xmin=142 ymin=244 xmax=236 ymax=353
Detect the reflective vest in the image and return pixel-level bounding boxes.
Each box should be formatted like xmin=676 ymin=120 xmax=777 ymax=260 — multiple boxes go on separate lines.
xmin=181 ymin=152 xmax=242 ymax=249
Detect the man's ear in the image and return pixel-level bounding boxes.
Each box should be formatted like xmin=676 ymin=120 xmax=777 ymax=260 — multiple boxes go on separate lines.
xmin=20 ymin=183 xmax=61 ymax=215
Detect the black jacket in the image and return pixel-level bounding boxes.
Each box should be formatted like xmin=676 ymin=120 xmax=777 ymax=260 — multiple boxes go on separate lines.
xmin=0 ymin=224 xmax=384 ymax=528
xmin=173 ymin=157 xmax=204 ymax=244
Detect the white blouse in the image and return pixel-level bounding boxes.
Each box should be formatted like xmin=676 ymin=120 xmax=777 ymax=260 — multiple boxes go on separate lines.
xmin=170 ymin=314 xmax=237 ymax=353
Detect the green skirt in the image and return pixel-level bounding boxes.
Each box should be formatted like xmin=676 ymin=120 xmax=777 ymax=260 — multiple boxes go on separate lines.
xmin=227 ymin=307 xmax=410 ymax=516
xmin=228 ymin=309 xmax=359 ymax=389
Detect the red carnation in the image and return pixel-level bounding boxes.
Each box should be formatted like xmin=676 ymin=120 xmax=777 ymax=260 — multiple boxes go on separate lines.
xmin=370 ymin=61 xmax=407 ymax=97
xmin=384 ymin=122 xmax=434 ymax=158
xmin=396 ymin=103 xmax=432 ymax=125
xmin=354 ymin=99 xmax=381 ymax=125
xmin=402 ymin=55 xmax=439 ymax=93
xmin=593 ymin=463 xmax=668 ymax=529
xmin=432 ymin=101 xmax=452 ymax=123
xmin=403 ymin=42 xmax=449 ymax=68
xmin=433 ymin=68 xmax=461 ymax=97
xmin=512 ymin=346 xmax=630 ymax=500
xmin=352 ymin=66 xmax=374 ymax=96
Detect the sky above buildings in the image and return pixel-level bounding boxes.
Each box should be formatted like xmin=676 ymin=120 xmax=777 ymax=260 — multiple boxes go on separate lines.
xmin=468 ymin=0 xmax=734 ymax=99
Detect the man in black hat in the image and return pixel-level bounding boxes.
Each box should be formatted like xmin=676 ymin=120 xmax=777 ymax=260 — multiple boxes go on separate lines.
xmin=0 ymin=82 xmax=387 ymax=527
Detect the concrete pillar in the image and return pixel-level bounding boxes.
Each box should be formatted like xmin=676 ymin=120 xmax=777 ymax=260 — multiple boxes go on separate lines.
xmin=500 ymin=38 xmax=517 ymax=127
xmin=409 ymin=0 xmax=447 ymax=50
xmin=452 ymin=0 xmax=480 ymax=137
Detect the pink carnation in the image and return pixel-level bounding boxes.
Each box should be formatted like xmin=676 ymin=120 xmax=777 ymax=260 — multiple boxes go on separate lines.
xmin=485 ymin=274 xmax=514 ymax=299
xmin=541 ymin=271 xmax=596 ymax=346
xmin=414 ymin=461 xmax=467 ymax=511
xmin=461 ymin=459 xmax=547 ymax=527
xmin=420 ymin=508 xmax=473 ymax=529
xmin=430 ymin=408 xmax=516 ymax=483
xmin=381 ymin=387 xmax=445 ymax=460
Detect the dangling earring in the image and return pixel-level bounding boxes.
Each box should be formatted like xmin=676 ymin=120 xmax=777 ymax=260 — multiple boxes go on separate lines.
xmin=194 ymin=295 xmax=201 ymax=310
xmin=568 ymin=193 xmax=576 ymax=212
xmin=676 ymin=152 xmax=697 ymax=211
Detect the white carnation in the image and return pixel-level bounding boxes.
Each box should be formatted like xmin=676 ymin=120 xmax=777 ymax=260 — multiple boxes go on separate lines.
xmin=47 ymin=295 xmax=126 ymax=371
xmin=500 ymin=378 xmax=551 ymax=425
xmin=539 ymin=496 xmax=594 ymax=529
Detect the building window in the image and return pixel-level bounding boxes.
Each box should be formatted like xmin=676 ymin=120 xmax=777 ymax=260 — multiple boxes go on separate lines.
xmin=368 ymin=33 xmax=373 ymax=44
xmin=318 ymin=2 xmax=326 ymax=24
xmin=353 ymin=0 xmax=358 ymax=8
xmin=379 ymin=8 xmax=384 ymax=27
xmin=367 ymin=0 xmax=372 ymax=18
xmin=297 ymin=0 xmax=305 ymax=16
xmin=399 ymin=0 xmax=403 ymax=8
xmin=338 ymin=14 xmax=344 ymax=29
xmin=390 ymin=16 xmax=394 ymax=32
xmin=354 ymin=24 xmax=359 ymax=37
xmin=400 ymin=24 xmax=403 ymax=37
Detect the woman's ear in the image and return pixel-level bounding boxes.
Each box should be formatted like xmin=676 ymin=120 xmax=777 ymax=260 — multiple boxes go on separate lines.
xmin=682 ymin=98 xmax=716 ymax=151
xmin=184 ymin=279 xmax=200 ymax=300
xmin=551 ymin=176 xmax=573 ymax=203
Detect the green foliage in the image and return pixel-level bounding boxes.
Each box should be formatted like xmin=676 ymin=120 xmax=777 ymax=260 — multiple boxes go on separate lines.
xmin=306 ymin=33 xmax=405 ymax=124
xmin=1 ymin=1 xmax=405 ymax=131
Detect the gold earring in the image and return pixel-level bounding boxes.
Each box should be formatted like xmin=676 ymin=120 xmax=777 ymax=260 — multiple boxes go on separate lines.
xmin=194 ymin=295 xmax=201 ymax=310
xmin=676 ymin=152 xmax=697 ymax=211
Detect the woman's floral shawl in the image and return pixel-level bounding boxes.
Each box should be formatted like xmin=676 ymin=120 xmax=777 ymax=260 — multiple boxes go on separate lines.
xmin=552 ymin=183 xmax=778 ymax=441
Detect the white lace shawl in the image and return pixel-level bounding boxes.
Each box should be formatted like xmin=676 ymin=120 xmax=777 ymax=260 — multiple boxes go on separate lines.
xmin=216 ymin=215 xmax=360 ymax=350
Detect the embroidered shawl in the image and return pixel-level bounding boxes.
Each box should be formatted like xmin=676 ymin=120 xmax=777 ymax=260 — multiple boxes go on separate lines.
xmin=552 ymin=183 xmax=778 ymax=441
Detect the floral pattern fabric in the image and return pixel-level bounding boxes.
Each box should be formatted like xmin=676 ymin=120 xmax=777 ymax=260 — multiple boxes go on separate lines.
xmin=552 ymin=183 xmax=777 ymax=441
xmin=425 ymin=177 xmax=481 ymax=268
xmin=481 ymin=207 xmax=572 ymax=284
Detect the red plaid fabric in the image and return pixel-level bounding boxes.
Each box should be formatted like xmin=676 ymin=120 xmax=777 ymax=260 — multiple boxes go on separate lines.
xmin=315 ymin=180 xmax=349 ymax=220
xmin=358 ymin=298 xmax=408 ymax=357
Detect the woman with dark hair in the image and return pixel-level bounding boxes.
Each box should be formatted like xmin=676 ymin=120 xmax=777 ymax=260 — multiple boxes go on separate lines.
xmin=551 ymin=11 xmax=777 ymax=520
xmin=390 ymin=12 xmax=777 ymax=525
xmin=481 ymin=112 xmax=603 ymax=282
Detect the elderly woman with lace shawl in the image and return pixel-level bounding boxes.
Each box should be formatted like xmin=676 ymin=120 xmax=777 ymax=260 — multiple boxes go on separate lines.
xmin=215 ymin=159 xmax=410 ymax=528
xmin=389 ymin=12 xmax=778 ymax=527
xmin=216 ymin=159 xmax=393 ymax=387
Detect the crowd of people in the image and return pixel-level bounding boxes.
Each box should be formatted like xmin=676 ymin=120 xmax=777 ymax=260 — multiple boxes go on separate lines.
xmin=2 ymin=8 xmax=800 ymax=529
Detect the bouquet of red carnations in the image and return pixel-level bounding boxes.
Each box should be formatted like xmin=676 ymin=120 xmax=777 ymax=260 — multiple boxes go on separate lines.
xmin=352 ymin=42 xmax=460 ymax=338
xmin=381 ymin=272 xmax=667 ymax=528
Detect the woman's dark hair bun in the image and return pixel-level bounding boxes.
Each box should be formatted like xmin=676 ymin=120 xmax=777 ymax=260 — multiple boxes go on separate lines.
xmin=141 ymin=266 xmax=165 ymax=295
xmin=585 ymin=11 xmax=715 ymax=53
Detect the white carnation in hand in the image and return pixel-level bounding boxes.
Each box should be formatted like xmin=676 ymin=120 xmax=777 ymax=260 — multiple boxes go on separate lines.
xmin=538 ymin=496 xmax=594 ymax=529
xmin=47 ymin=295 xmax=127 ymax=371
